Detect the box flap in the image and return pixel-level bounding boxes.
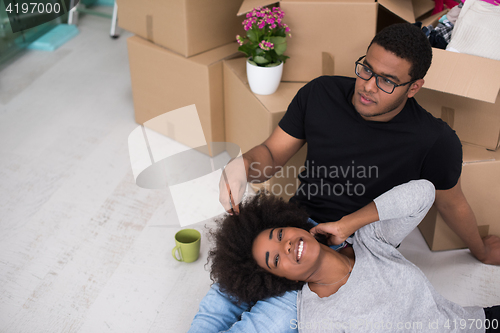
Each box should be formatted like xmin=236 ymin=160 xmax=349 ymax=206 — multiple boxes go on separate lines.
xmin=462 ymin=143 xmax=500 ymax=164
xmin=419 ymin=9 xmax=448 ymax=27
xmin=378 ymin=0 xmax=415 ymax=22
xmin=238 ymin=0 xmax=374 ymax=15
xmin=424 ymin=48 xmax=500 ymax=104
xmin=378 ymin=0 xmax=434 ymax=22
xmin=238 ymin=0 xmax=278 ymax=16
xmin=412 ymin=0 xmax=434 ymax=20
xmin=283 ymin=0 xmax=373 ymax=2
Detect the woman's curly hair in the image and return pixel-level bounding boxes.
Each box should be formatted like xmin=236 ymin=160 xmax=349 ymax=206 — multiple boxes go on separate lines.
xmin=208 ymin=192 xmax=314 ymax=305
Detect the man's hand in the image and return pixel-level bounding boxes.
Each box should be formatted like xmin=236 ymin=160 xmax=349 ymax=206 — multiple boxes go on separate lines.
xmin=476 ymin=235 xmax=500 ymax=265
xmin=310 ymin=221 xmax=351 ymax=246
xmin=435 ymin=179 xmax=500 ymax=266
xmin=218 ymin=127 xmax=305 ymax=215
xmin=219 ymin=156 xmax=247 ymax=215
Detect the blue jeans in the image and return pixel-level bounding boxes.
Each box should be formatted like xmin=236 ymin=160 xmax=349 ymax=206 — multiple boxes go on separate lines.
xmin=189 ymin=218 xmax=346 ymax=332
xmin=188 ymin=283 xmax=298 ymax=333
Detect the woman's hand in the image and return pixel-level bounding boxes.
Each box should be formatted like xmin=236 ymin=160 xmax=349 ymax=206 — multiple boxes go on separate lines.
xmin=310 ymin=202 xmax=379 ymax=246
xmin=310 ymin=220 xmax=351 ymax=246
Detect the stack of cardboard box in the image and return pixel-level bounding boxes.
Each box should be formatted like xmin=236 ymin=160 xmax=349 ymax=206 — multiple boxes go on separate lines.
xmin=120 ymin=0 xmax=500 ymax=250
xmin=415 ymin=48 xmax=500 ymax=251
xmin=117 ymin=0 xmax=245 ymax=153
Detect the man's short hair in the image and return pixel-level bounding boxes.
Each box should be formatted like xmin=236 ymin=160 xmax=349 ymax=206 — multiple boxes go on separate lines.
xmin=369 ymin=23 xmax=432 ymax=81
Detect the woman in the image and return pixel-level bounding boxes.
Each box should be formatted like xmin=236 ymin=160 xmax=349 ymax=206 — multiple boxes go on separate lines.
xmin=208 ymin=180 xmax=499 ymax=332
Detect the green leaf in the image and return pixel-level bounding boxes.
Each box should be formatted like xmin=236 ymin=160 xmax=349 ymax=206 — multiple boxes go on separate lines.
xmin=255 ymin=48 xmax=265 ymax=55
xmin=247 ymin=26 xmax=261 ymax=44
xmin=248 ymin=59 xmax=258 ymax=66
xmin=265 ymin=62 xmax=281 ymax=67
xmin=278 ymin=54 xmax=290 ymax=64
xmin=275 ymin=27 xmax=287 ymax=37
xmin=253 ymin=56 xmax=270 ymax=65
xmin=238 ymin=44 xmax=253 ymax=58
xmin=269 ymin=36 xmax=287 ymax=56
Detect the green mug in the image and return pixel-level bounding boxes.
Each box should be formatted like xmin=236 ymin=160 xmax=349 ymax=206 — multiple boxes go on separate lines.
xmin=172 ymin=229 xmax=201 ymax=263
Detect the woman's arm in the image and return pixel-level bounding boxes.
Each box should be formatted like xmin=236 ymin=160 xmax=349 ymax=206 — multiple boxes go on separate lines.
xmin=374 ymin=180 xmax=435 ymax=246
xmin=310 ymin=180 xmax=435 ymax=246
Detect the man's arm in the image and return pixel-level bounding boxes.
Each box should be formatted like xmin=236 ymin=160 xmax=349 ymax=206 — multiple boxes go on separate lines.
xmin=246 ymin=126 xmax=305 ymax=183
xmin=219 ymin=126 xmax=305 ymax=214
xmin=435 ymin=177 xmax=500 ymax=265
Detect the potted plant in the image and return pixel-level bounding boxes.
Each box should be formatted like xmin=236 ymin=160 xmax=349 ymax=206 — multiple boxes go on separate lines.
xmin=236 ymin=6 xmax=291 ymax=95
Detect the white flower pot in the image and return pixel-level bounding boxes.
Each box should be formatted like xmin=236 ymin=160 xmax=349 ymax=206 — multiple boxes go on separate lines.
xmin=246 ymin=59 xmax=284 ymax=95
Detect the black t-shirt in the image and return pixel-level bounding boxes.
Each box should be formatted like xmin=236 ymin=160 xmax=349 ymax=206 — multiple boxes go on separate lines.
xmin=279 ymin=76 xmax=462 ymax=223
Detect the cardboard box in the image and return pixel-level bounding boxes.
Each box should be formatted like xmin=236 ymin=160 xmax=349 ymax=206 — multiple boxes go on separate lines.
xmin=223 ymin=57 xmax=307 ymax=201
xmin=377 ymin=0 xmax=436 ymax=27
xmin=418 ymin=143 xmax=500 ymax=251
xmin=117 ymin=0 xmax=245 ymax=57
xmin=415 ymin=49 xmax=500 ymax=151
xmin=237 ymin=0 xmax=435 ymax=82
xmin=127 ymin=36 xmax=241 ymax=155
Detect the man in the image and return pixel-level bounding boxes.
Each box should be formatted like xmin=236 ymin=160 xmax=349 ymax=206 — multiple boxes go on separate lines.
xmin=189 ymin=23 xmax=500 ymax=333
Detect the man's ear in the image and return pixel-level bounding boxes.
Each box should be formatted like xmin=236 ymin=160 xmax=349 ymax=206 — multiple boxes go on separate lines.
xmin=407 ymin=78 xmax=424 ymax=98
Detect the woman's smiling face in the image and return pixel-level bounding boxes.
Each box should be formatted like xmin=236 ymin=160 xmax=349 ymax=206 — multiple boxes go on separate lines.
xmin=252 ymin=227 xmax=321 ymax=281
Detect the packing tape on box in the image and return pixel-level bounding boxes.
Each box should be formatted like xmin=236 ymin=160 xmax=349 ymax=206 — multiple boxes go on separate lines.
xmin=322 ymin=52 xmax=335 ymax=76
xmin=146 ymin=15 xmax=154 ymax=42
xmin=441 ymin=106 xmax=455 ymax=128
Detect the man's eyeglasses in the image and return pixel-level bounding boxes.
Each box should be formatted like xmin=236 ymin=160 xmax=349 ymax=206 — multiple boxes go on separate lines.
xmin=354 ymin=56 xmax=413 ymax=94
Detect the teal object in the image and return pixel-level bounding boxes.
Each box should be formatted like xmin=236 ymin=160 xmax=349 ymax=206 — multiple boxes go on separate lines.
xmin=27 ymin=24 xmax=79 ymax=51
xmin=81 ymin=0 xmax=99 ymax=5
xmin=96 ymin=0 xmax=115 ymax=6
xmin=81 ymin=0 xmax=114 ymax=8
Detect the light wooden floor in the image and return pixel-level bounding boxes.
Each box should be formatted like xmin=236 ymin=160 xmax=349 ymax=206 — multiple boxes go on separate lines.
xmin=0 ymin=12 xmax=499 ymax=333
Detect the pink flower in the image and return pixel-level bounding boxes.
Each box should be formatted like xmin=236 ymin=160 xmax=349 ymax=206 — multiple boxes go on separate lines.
xmin=239 ymin=6 xmax=289 ymax=60
xmin=259 ymin=40 xmax=274 ymax=51
xmin=236 ymin=35 xmax=244 ymax=46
